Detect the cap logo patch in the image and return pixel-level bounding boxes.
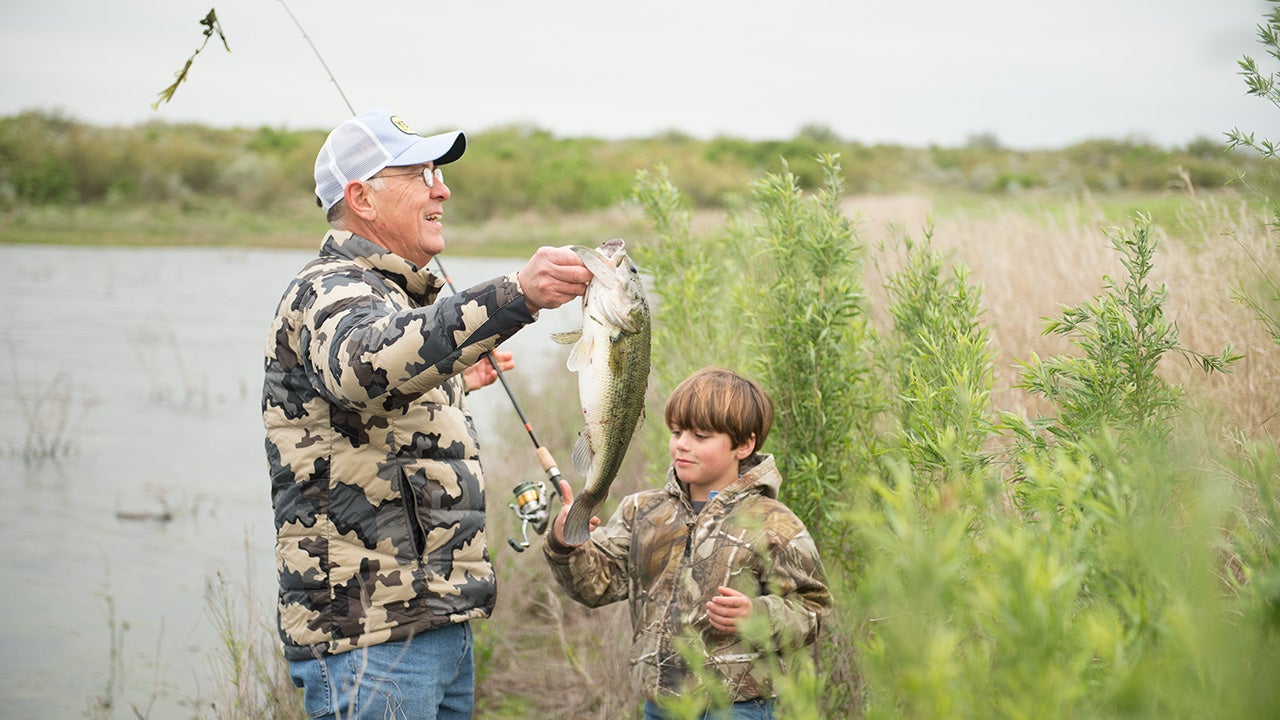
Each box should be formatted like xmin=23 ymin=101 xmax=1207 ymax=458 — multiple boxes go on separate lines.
xmin=390 ymin=115 xmax=417 ymax=136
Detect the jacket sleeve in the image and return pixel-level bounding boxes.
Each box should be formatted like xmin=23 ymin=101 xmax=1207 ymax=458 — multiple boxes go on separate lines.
xmin=301 ymin=269 xmax=534 ymax=410
xmin=543 ymin=495 xmax=637 ymax=608
xmin=751 ymin=525 xmax=831 ymax=652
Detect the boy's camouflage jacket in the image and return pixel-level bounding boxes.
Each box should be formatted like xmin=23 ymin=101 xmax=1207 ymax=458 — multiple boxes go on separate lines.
xmin=544 ymin=454 xmax=831 ymax=702
xmin=263 ymin=231 xmax=534 ymax=661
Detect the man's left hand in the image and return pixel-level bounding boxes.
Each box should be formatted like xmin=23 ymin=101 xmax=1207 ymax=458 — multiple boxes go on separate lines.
xmin=464 ymin=350 xmax=515 ymax=391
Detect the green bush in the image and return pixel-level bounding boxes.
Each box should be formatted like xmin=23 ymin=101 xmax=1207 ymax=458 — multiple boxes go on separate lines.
xmin=634 ymin=157 xmax=880 ymax=548
xmin=12 ymin=155 xmax=77 ymax=204
xmin=1009 ymin=215 xmax=1240 ymax=449
xmin=879 ymin=227 xmax=995 ymax=481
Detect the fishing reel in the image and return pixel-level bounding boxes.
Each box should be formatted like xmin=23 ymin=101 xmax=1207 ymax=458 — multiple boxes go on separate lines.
xmin=507 ymin=479 xmax=552 ymax=552
xmin=505 ymin=446 xmax=567 ymax=552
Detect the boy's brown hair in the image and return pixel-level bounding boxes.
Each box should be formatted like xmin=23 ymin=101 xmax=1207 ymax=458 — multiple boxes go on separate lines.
xmin=663 ymin=367 xmax=774 ymax=454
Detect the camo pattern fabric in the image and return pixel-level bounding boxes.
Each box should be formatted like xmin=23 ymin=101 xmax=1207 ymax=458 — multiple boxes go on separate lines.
xmin=544 ymin=454 xmax=831 ymax=702
xmin=264 ymin=231 xmax=535 ymax=661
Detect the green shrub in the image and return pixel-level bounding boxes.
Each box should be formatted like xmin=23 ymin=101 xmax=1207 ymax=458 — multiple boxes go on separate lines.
xmin=634 ymin=156 xmax=880 ymax=548
xmin=739 ymin=156 xmax=881 ymax=546
xmin=12 ymin=155 xmax=77 ymax=204
xmin=1007 ymin=215 xmax=1240 ymax=450
xmin=879 ymin=227 xmax=995 ymax=481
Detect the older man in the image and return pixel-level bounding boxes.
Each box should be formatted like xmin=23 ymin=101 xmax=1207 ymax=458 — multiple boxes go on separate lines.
xmin=263 ymin=107 xmax=591 ymax=719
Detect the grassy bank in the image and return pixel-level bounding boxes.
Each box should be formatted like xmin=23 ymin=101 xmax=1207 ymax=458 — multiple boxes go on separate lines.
xmin=0 ymin=195 xmax=650 ymax=256
xmin=2 ymin=186 xmax=1262 ymax=259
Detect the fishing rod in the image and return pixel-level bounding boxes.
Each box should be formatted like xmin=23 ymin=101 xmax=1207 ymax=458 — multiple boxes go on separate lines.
xmin=277 ymin=0 xmax=355 ymax=116
xmin=279 ymin=0 xmax=564 ymax=552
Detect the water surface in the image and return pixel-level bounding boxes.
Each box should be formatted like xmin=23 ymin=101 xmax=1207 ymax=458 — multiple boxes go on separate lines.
xmin=0 ymin=245 xmax=580 ymax=718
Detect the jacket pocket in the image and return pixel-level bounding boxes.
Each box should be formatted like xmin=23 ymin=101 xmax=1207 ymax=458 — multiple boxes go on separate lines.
xmin=397 ymin=467 xmax=427 ymax=559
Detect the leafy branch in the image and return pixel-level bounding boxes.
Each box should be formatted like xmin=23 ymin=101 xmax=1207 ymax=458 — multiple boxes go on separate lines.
xmin=152 ymin=9 xmax=230 ymax=110
xmin=1226 ymin=1 xmax=1280 ymax=160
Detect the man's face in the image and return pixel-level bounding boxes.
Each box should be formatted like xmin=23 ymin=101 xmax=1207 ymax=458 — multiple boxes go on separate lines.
xmin=362 ymin=163 xmax=451 ymax=267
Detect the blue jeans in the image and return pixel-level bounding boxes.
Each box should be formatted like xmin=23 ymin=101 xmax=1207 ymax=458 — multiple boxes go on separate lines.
xmin=288 ymin=622 xmax=475 ymax=720
xmin=643 ymin=697 xmax=775 ymax=720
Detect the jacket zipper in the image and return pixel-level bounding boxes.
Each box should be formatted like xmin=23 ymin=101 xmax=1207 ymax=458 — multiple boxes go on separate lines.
xmin=659 ymin=512 xmax=698 ymax=686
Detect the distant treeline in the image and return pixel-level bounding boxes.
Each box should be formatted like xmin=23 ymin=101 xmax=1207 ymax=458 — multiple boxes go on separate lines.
xmin=1 ymin=110 xmax=1274 ymax=222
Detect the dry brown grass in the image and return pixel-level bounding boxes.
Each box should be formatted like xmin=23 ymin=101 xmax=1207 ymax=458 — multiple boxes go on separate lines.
xmin=476 ymin=370 xmax=654 ymax=719
xmin=850 ymin=191 xmax=1280 ymax=443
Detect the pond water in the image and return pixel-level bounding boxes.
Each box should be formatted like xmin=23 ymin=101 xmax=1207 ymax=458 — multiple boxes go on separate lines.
xmin=0 ymin=244 xmax=583 ymax=719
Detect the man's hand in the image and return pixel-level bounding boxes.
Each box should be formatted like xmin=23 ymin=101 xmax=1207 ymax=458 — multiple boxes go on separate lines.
xmin=463 ymin=350 xmax=515 ymax=392
xmin=518 ymin=246 xmax=593 ymax=312
xmin=706 ymin=586 xmax=753 ymax=634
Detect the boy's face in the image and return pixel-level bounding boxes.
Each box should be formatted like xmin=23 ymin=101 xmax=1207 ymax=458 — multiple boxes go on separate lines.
xmin=668 ymin=427 xmax=755 ymax=501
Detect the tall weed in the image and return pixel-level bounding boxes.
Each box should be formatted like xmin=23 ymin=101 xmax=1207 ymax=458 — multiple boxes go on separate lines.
xmin=740 ymin=156 xmax=881 ymax=546
xmin=1218 ymin=9 xmax=1280 ymax=687
xmin=1006 ymin=214 xmax=1240 ymax=450
xmin=634 ymin=157 xmax=881 ymax=546
xmin=878 ymin=226 xmax=995 ymax=482
xmin=202 ymin=570 xmax=307 ymax=720
xmin=12 ymin=370 xmax=85 ymax=461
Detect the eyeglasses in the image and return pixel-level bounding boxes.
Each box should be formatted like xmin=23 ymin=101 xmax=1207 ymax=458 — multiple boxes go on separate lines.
xmin=376 ymin=166 xmax=445 ymax=188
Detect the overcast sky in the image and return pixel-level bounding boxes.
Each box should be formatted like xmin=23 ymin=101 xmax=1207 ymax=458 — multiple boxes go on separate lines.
xmin=1 ymin=0 xmax=1274 ymax=149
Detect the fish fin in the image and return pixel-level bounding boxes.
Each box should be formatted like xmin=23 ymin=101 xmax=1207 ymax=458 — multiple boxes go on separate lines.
xmin=563 ymin=489 xmax=600 ymax=545
xmin=564 ymin=334 xmax=594 ymax=372
xmin=550 ymin=330 xmax=582 ymax=345
xmin=571 ymin=430 xmax=593 ymax=476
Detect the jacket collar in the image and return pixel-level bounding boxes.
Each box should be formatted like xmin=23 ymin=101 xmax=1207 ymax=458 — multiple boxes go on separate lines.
xmin=665 ymin=452 xmax=782 ymax=504
xmin=320 ymin=230 xmax=445 ymax=305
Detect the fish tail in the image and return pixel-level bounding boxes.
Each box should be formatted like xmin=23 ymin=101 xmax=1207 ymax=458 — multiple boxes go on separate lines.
xmin=563 ymin=490 xmax=601 ymax=545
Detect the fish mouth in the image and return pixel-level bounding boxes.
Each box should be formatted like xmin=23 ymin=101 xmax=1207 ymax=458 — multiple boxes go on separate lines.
xmin=599 ymin=238 xmax=625 ymax=257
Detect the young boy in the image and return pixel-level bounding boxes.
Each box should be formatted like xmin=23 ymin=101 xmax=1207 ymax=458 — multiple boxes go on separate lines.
xmin=544 ymin=367 xmax=832 ymax=719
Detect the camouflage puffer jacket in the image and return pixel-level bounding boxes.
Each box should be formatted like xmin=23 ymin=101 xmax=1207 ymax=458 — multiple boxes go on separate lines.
xmin=264 ymin=231 xmax=534 ymax=661
xmin=544 ymin=454 xmax=831 ymax=702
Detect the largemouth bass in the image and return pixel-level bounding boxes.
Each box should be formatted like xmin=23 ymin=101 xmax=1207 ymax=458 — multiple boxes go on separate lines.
xmin=553 ymin=238 xmax=651 ymax=545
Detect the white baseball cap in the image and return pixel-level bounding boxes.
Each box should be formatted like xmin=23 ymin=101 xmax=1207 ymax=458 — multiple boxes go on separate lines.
xmin=314 ymin=107 xmax=467 ymax=212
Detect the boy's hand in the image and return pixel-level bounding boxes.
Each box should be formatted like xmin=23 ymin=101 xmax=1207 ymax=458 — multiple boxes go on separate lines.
xmin=706 ymin=586 xmax=753 ymax=633
xmin=550 ymin=478 xmax=599 ymax=548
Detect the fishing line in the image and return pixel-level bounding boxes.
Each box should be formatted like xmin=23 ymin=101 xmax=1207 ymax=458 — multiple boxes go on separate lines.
xmin=278 ymin=0 xmax=356 ymax=115
xmin=279 ymin=0 xmax=565 ymax=550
